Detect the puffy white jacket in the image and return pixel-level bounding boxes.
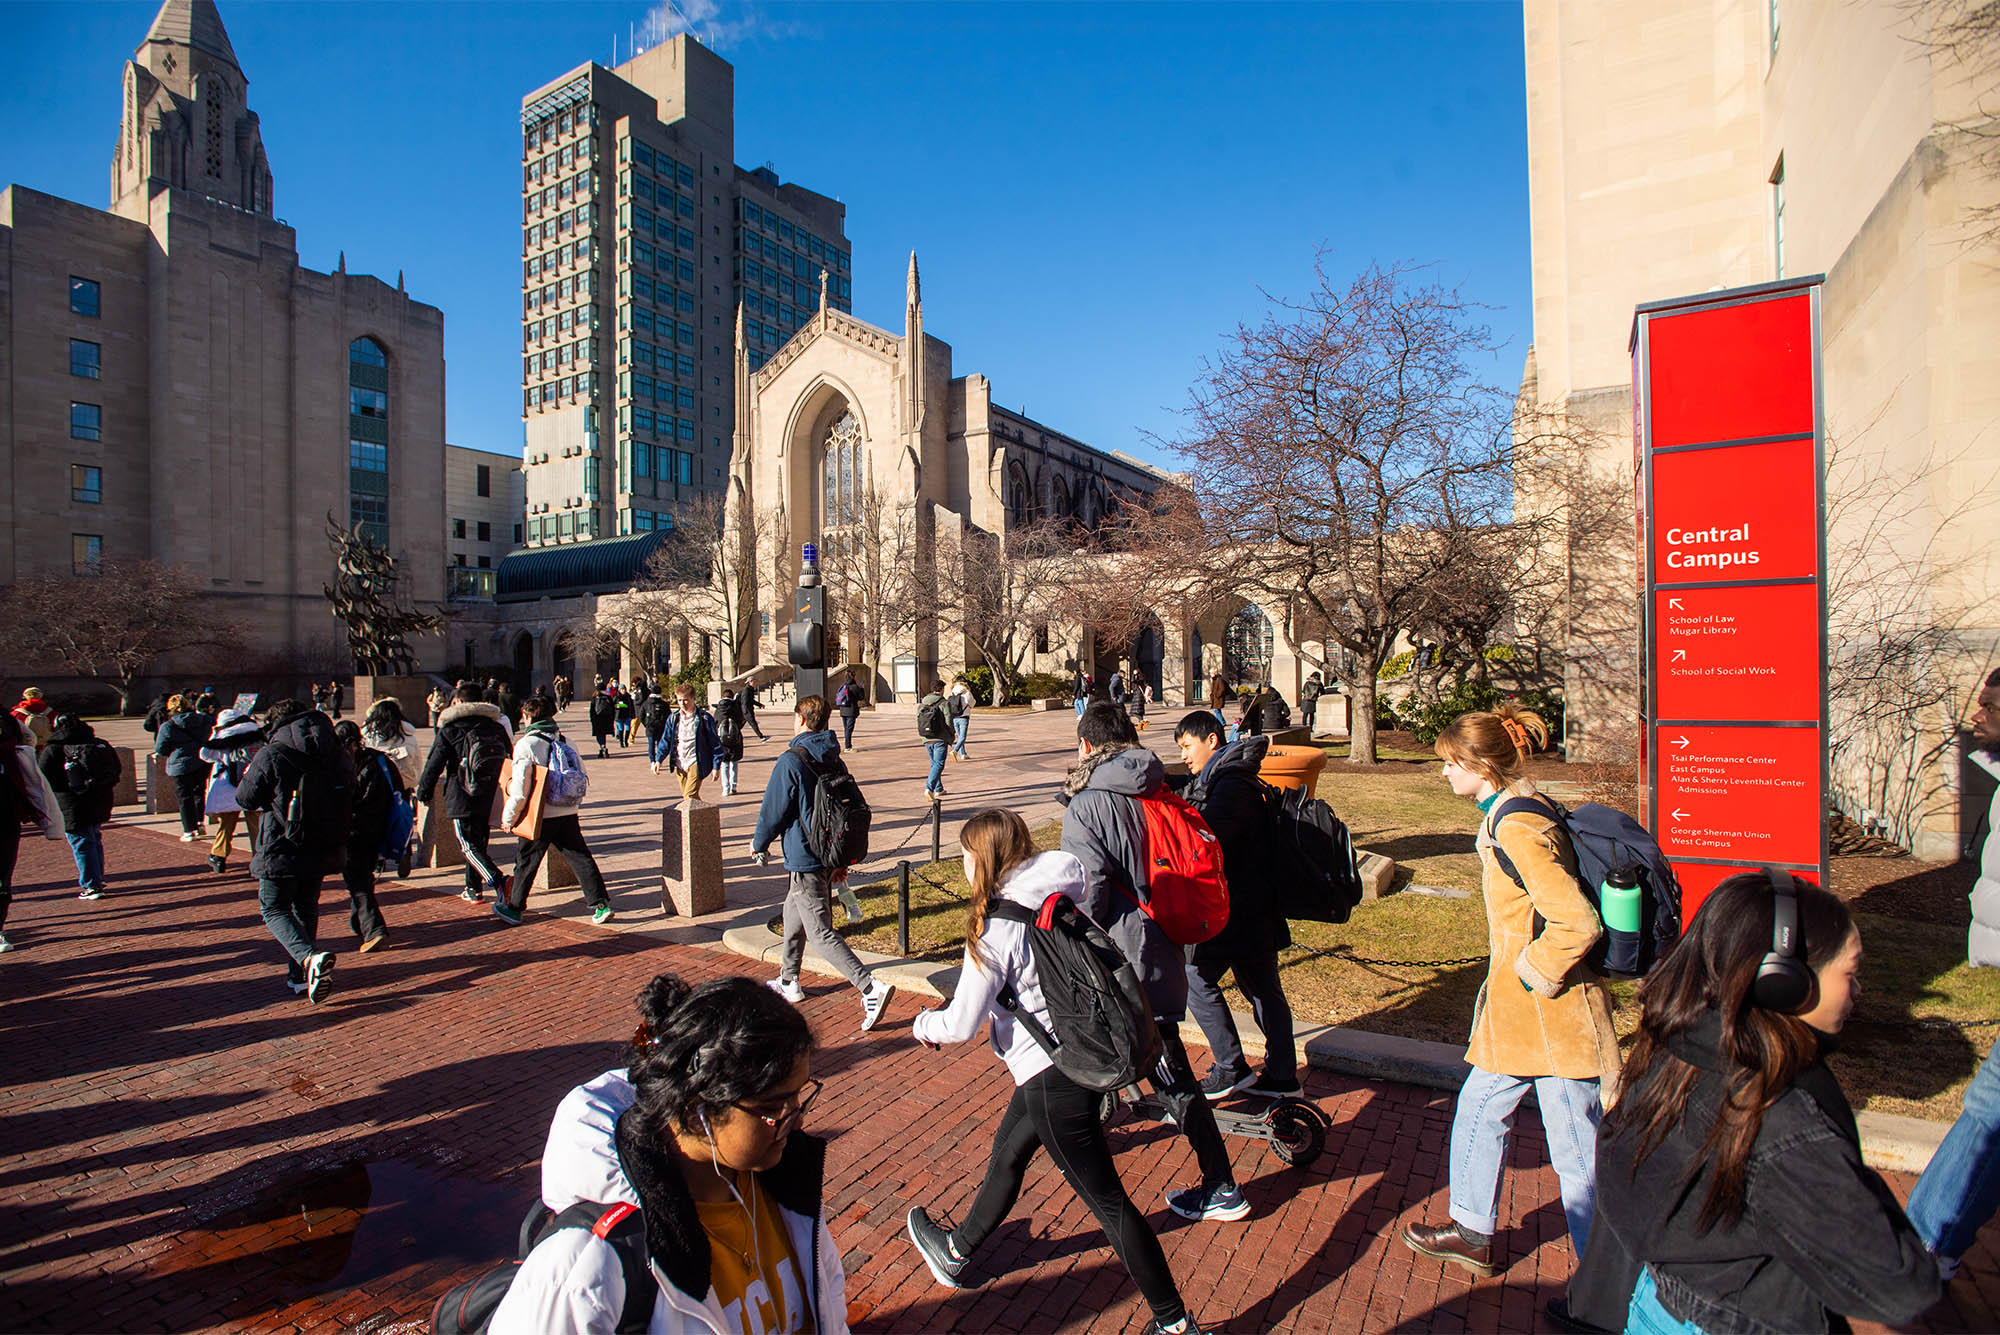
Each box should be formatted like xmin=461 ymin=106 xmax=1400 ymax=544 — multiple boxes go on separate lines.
xmin=491 ymin=1069 xmax=849 ymax=1335
xmin=1969 ymin=749 xmax=2000 ymax=968
xmin=911 ymin=850 xmax=1089 ymax=1086
xmin=503 ymin=726 xmax=585 ymax=829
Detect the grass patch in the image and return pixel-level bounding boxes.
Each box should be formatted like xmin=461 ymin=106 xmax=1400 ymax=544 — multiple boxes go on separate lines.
xmin=829 ymin=746 xmax=1995 ymax=1120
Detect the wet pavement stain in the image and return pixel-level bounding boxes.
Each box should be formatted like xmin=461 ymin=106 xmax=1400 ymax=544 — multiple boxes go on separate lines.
xmin=151 ymin=1154 xmax=522 ymax=1308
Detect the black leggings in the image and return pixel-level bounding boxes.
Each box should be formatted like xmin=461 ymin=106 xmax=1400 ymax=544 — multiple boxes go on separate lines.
xmin=954 ymin=1067 xmax=1186 ymax=1327
xmin=0 ymin=812 xmax=17 ymax=931
xmin=174 ymin=766 xmax=209 ymax=833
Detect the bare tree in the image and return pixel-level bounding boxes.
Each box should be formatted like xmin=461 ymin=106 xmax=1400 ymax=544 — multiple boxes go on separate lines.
xmin=615 ymin=495 xmax=775 ymax=677
xmin=923 ymin=517 xmax=1090 ymax=704
xmin=1902 ymin=1 xmax=2000 ymax=246
xmin=4 ymin=561 xmax=246 ymax=713
xmin=1127 ymin=258 xmax=1546 ymax=762
xmin=820 ymin=488 xmax=926 ymax=701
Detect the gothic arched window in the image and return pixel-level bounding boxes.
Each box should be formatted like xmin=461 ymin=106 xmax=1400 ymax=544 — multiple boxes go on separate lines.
xmin=820 ymin=411 xmax=863 ymax=530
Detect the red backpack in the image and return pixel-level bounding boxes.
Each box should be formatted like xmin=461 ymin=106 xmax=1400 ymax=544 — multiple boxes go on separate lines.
xmin=1127 ymin=791 xmax=1230 ymax=945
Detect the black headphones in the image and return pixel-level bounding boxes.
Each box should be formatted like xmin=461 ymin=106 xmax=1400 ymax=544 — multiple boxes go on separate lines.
xmin=1752 ymin=869 xmax=1815 ymax=1013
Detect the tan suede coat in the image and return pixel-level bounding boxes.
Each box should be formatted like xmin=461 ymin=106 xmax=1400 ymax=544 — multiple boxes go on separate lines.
xmin=1465 ymin=784 xmax=1622 ymax=1098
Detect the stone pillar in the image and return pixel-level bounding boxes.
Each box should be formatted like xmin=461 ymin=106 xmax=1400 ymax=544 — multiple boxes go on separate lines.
xmin=528 ymin=836 xmax=579 ymax=890
xmin=145 ymin=752 xmax=171 ymax=815
xmin=420 ymin=800 xmax=463 ymax=869
xmin=661 ymin=801 xmax=725 ymax=916
xmin=111 ymin=747 xmax=139 ymax=807
xmin=353 ymin=676 xmax=431 ymax=722
xmin=1161 ymin=622 xmax=1192 ymax=707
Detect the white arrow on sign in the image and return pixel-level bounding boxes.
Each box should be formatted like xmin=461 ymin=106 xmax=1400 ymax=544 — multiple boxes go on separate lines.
xmin=1671 ymin=649 xmax=1687 ymax=662
xmin=1671 ymin=735 xmax=1690 ymax=749
xmin=1671 ymin=807 xmax=1691 ymax=821
xmin=1669 ymin=598 xmax=1684 ymax=610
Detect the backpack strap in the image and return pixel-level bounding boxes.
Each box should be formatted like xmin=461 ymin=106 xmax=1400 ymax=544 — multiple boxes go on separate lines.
xmin=1484 ymin=794 xmax=1567 ymax=890
xmin=988 ymin=900 xmax=1065 ymax=1060
xmin=544 ymin=1201 xmax=652 ymax=1334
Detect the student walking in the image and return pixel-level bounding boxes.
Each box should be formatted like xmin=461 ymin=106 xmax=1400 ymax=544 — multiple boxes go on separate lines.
xmin=1299 ymin=672 xmax=1324 ymax=734
xmin=907 ymin=808 xmax=1206 ymax=1335
xmin=917 ymin=679 xmax=951 ymax=799
xmin=612 ymin=685 xmax=634 ymax=748
xmin=0 ymin=712 xmax=52 ymax=950
xmin=494 ymin=695 xmax=613 ymax=927
xmin=235 ymin=700 xmax=353 ymax=1003
xmin=1059 ymin=701 xmax=1248 ymax=1223
xmin=489 ymin=973 xmax=849 ymax=1334
xmin=835 ymin=673 xmax=866 ymax=750
xmin=11 ymin=687 xmax=54 ymax=752
xmin=740 ymin=681 xmax=767 ymax=740
xmin=1402 ymin=704 xmax=1618 ymax=1275
xmin=587 ymin=688 xmax=616 ymax=759
xmin=947 ymin=676 xmax=974 ymax=761
xmin=154 ymin=693 xmax=214 ymax=841
xmin=332 ymin=722 xmax=395 ymax=952
xmin=751 ymin=693 xmax=894 ymax=1029
xmin=715 ymin=689 xmax=746 ymax=797
xmin=41 ymin=714 xmax=122 ymax=903
xmin=1170 ymin=715 xmax=1299 ymax=1098
xmin=1561 ymin=871 xmax=1940 ymax=1333
xmin=656 ymin=684 xmax=719 ymax=802
xmin=200 ymin=707 xmax=264 ymax=875
xmin=1905 ymin=667 xmax=2000 ymax=1279
xmin=1127 ymin=678 xmax=1149 ymax=733
xmin=1072 ymin=668 xmax=1090 ymax=718
xmin=639 ymin=688 xmax=669 ymax=772
xmin=417 ymin=682 xmax=514 ymax=905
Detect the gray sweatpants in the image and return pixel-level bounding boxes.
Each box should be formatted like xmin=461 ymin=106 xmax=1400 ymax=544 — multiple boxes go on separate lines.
xmin=780 ymin=868 xmax=871 ymax=990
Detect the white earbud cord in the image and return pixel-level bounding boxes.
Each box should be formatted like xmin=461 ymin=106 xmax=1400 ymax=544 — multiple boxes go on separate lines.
xmin=703 ymin=1110 xmax=769 ymax=1321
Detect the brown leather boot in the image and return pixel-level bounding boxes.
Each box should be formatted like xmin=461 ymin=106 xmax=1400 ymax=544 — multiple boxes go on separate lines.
xmin=1401 ymin=1220 xmax=1497 ymax=1277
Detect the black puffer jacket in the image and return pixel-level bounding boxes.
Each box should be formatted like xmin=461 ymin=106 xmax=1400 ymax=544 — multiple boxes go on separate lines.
xmin=236 ymin=711 xmax=357 ymax=880
xmin=39 ymin=717 xmax=122 ymax=831
xmin=1568 ymin=1011 xmax=1940 ymax=1334
xmin=416 ymin=701 xmax=511 ymax=818
xmin=1180 ymin=733 xmax=1289 ymax=962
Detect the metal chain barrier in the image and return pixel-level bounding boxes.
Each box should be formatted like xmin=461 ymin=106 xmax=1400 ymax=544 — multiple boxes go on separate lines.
xmin=1329 ymin=944 xmax=1489 ymax=970
xmin=1850 ymin=1015 xmax=2000 ymax=1033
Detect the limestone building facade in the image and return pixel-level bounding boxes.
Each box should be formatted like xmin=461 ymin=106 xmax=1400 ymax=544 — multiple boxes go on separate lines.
xmin=0 ymin=0 xmax=449 ymax=679
xmin=1521 ymin=0 xmax=2000 ymax=853
xmin=517 ymin=37 xmax=853 ymax=550
xmin=444 ymin=445 xmax=526 ymax=603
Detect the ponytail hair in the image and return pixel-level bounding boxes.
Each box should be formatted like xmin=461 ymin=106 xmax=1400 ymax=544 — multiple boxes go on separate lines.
xmin=1433 ymin=701 xmax=1548 ymax=789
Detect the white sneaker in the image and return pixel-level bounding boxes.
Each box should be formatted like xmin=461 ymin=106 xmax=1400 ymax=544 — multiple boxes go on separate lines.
xmin=768 ymin=976 xmax=805 ymax=1004
xmin=861 ymin=978 xmax=896 ymax=1032
xmin=179 ymin=832 xmax=197 ymax=843
xmin=0 ymin=932 xmax=12 ymax=952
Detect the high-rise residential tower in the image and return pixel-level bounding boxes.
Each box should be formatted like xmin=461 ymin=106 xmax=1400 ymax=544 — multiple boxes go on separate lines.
xmin=517 ymin=36 xmax=851 ymax=547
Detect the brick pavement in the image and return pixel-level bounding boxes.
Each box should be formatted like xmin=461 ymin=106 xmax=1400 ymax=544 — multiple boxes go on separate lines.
xmin=5 ymin=813 xmax=1999 ymax=1330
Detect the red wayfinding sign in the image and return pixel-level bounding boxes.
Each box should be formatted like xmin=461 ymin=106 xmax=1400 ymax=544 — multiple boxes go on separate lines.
xmin=1633 ymin=278 xmax=1828 ymax=920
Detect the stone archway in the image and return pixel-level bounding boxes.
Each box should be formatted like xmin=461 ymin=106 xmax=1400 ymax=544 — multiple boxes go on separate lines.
xmin=552 ymin=632 xmax=578 ymax=689
xmin=510 ymin=631 xmax=535 ymax=690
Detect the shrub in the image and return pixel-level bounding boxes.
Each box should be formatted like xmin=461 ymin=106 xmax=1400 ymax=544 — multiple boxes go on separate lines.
xmin=1014 ymin=671 xmax=1071 ymax=702
xmin=1374 ymin=694 xmax=1403 ymax=731
xmin=1484 ymin=644 xmax=1518 ymax=663
xmin=962 ymin=665 xmax=995 ymax=705
xmin=671 ymin=657 xmax=711 ymax=690
xmin=1378 ymin=649 xmax=1415 ymax=680
xmin=1402 ymin=681 xmax=1504 ymax=745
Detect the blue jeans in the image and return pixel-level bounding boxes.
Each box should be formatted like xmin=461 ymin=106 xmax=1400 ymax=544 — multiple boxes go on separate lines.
xmin=1627 ymin=1268 xmax=1703 ymax=1334
xmin=1448 ymin=1064 xmax=1601 ymax=1252
xmin=258 ymin=874 xmax=325 ymax=973
xmin=65 ymin=827 xmax=105 ymax=892
xmin=717 ymin=758 xmax=738 ymax=794
xmin=1909 ymin=1038 xmax=2000 ymax=1257
xmin=952 ymin=715 xmax=970 ymax=758
xmin=926 ymin=741 xmax=948 ymax=794
xmin=1073 ymin=697 xmax=1086 ymax=716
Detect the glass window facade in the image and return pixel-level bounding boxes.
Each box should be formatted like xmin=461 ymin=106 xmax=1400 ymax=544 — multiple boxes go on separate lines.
xmin=348 ymin=337 xmax=390 ymax=544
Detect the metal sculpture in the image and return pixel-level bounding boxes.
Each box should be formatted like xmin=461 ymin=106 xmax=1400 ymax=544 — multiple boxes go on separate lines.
xmin=323 ymin=514 xmax=442 ymax=675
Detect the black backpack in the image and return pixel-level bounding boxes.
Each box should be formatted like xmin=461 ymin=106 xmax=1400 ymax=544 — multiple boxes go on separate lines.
xmin=1260 ymin=780 xmax=1364 ymax=924
xmin=915 ymin=698 xmax=951 ymax=741
xmin=457 ymin=722 xmax=510 ymax=799
xmin=790 ymin=744 xmax=870 ymax=870
xmin=639 ymin=696 xmax=668 ymax=733
xmin=274 ymin=757 xmax=353 ymax=873
xmin=1487 ymin=795 xmax=1684 ymax=979
xmin=430 ymin=1199 xmax=651 ymax=1335
xmin=989 ymin=895 xmax=1162 ymax=1093
xmin=62 ymin=745 xmax=97 ymax=796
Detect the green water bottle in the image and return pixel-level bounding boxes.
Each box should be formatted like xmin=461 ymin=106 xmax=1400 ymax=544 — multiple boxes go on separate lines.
xmin=1601 ymin=866 xmax=1644 ymax=974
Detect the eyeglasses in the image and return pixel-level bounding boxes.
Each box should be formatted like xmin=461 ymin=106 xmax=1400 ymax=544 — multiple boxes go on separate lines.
xmin=733 ymin=1078 xmax=823 ymax=1131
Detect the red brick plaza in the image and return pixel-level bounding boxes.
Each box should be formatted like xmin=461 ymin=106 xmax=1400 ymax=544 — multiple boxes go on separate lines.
xmin=2 ymin=819 xmax=1995 ymax=1334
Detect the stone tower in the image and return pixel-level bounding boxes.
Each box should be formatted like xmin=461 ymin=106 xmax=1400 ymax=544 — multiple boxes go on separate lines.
xmin=111 ymin=0 xmax=273 ymax=222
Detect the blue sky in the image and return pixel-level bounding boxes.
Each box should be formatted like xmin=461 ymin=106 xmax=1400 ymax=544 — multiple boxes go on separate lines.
xmin=0 ymin=1 xmax=1531 ymax=468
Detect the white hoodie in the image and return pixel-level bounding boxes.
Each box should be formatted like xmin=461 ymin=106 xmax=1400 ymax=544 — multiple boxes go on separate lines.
xmin=911 ymin=850 xmax=1090 ymax=1086
xmin=491 ymin=1069 xmax=849 ymax=1335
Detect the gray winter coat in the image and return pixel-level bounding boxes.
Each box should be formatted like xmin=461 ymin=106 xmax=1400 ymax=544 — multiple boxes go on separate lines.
xmin=1058 ymin=743 xmax=1188 ymax=1020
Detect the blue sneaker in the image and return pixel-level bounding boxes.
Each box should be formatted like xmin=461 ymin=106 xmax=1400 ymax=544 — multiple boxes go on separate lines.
xmin=492 ymin=901 xmax=523 ymax=926
xmin=1166 ymin=1183 xmax=1250 ymax=1222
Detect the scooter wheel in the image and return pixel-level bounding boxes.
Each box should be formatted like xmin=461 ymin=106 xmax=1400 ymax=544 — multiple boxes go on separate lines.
xmin=1267 ymin=1099 xmax=1329 ymax=1168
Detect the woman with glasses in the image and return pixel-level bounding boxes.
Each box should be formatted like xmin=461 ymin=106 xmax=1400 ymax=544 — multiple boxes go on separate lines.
xmin=493 ymin=972 xmax=848 ymax=1334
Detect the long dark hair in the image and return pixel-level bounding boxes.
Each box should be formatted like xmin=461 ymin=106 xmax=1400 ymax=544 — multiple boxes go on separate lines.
xmin=1605 ymin=871 xmax=1855 ymax=1232
xmin=623 ymin=973 xmax=814 ymax=1141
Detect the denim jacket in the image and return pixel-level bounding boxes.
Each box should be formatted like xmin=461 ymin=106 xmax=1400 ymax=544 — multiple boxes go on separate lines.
xmin=1567 ymin=1011 xmax=1939 ymax=1334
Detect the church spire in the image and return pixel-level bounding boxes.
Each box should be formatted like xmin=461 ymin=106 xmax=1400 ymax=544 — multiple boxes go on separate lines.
xmin=904 ymin=250 xmax=926 ymax=439
xmin=729 ymin=301 xmax=752 ymax=491
xmin=115 ymin=0 xmax=271 ymax=221
xmin=142 ymin=0 xmax=241 ymax=70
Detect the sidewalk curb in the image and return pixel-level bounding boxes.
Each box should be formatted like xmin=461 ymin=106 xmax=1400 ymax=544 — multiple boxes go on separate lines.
xmin=718 ymin=922 xmax=1944 ymax=1174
